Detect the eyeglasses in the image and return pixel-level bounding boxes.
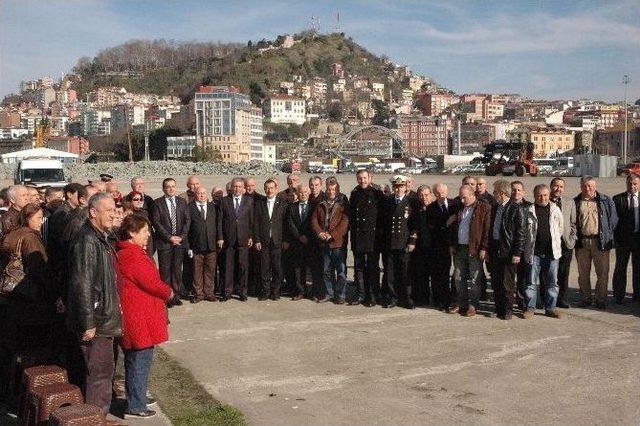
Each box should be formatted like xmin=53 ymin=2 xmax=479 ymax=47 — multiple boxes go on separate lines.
xmin=132 ymin=198 xmax=142 ymax=201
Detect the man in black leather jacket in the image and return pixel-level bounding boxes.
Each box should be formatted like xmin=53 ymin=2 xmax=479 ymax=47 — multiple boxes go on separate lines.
xmin=66 ymin=192 xmax=121 ymax=415
xmin=489 ymin=180 xmax=526 ymax=319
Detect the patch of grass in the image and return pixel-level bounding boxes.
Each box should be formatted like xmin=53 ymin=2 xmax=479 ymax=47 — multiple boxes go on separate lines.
xmin=150 ymin=347 xmax=245 ymax=426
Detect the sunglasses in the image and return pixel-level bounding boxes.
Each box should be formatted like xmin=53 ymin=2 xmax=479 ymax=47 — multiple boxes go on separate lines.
xmin=132 ymin=198 xmax=142 ymax=201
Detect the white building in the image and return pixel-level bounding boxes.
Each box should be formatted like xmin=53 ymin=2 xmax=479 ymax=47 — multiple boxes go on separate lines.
xmin=167 ymin=136 xmax=196 ymax=159
xmin=0 ymin=128 xmax=29 ymax=139
xmin=265 ymin=96 xmax=306 ymax=125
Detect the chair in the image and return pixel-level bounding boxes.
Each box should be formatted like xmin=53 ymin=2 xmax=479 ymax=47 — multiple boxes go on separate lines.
xmin=22 ymin=382 xmax=83 ymax=426
xmin=49 ymin=404 xmax=107 ymax=426
xmin=19 ymin=365 xmax=68 ymax=421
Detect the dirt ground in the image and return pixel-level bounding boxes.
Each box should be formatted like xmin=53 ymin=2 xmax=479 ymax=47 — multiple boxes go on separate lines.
xmin=137 ymin=173 xmax=639 ymax=426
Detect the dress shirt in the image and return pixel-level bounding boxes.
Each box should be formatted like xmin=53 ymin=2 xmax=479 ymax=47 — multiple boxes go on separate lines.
xmin=458 ymin=204 xmax=475 ymax=245
xmin=629 ymin=192 xmax=639 ymax=232
xmin=267 ymin=197 xmax=275 ymax=219
xmin=197 ymin=202 xmax=207 ymax=220
xmin=164 ymin=196 xmax=176 ymax=213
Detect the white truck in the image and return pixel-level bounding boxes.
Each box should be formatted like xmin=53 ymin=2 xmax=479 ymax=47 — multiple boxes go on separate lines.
xmin=14 ymin=157 xmax=68 ymax=188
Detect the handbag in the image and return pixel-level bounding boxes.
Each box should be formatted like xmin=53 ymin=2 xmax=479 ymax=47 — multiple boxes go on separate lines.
xmin=0 ymin=237 xmax=26 ymax=295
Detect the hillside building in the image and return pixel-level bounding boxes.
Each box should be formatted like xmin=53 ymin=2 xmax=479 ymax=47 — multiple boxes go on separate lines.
xmin=264 ymin=96 xmax=306 ymax=125
xmin=194 ymin=86 xmax=263 ymax=163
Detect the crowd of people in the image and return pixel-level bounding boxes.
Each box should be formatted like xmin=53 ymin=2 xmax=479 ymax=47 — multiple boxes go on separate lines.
xmin=0 ymin=169 xmax=638 ymax=422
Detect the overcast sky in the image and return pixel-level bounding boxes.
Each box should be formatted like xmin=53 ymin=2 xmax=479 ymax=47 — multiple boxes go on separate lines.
xmin=1 ymin=0 xmax=639 ymax=102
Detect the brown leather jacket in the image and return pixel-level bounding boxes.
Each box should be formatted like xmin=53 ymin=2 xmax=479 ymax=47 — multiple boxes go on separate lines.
xmin=311 ymin=199 xmax=349 ymax=249
xmin=449 ymin=201 xmax=491 ymax=256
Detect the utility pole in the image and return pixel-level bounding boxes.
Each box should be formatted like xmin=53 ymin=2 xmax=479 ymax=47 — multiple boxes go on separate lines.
xmin=623 ymin=74 xmax=630 ymax=163
xmin=144 ymin=131 xmax=150 ymax=161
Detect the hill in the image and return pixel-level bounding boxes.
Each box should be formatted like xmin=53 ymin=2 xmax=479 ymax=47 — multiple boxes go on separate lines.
xmin=69 ymin=32 xmax=409 ymax=105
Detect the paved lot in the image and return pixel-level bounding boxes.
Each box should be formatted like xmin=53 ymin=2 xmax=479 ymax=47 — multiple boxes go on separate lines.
xmin=138 ymin=173 xmax=640 ymax=425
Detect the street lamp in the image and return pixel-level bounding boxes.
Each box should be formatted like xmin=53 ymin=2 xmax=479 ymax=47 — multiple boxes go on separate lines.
xmin=623 ymin=75 xmax=630 ymax=164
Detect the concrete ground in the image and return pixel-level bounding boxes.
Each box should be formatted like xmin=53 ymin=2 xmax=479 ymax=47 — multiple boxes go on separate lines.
xmin=139 ymin=173 xmax=640 ymax=426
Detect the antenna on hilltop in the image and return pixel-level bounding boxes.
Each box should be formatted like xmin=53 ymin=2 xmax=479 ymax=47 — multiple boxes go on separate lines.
xmin=334 ymin=11 xmax=341 ymax=33
xmin=310 ymin=15 xmax=320 ymax=35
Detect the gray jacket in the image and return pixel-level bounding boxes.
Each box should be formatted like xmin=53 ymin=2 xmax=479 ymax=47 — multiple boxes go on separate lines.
xmin=553 ymin=196 xmax=577 ymax=250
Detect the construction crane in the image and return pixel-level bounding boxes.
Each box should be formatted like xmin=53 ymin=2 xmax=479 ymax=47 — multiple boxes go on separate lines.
xmin=34 ymin=118 xmax=51 ymax=148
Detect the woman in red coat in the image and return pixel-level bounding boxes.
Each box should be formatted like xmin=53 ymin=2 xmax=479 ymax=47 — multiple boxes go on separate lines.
xmin=117 ymin=214 xmax=173 ymax=419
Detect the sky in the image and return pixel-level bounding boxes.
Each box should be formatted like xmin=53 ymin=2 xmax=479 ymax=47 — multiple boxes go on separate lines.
xmin=1 ymin=0 xmax=639 ymax=102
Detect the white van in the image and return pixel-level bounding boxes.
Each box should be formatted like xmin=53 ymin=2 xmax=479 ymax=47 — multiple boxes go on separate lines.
xmin=15 ymin=158 xmax=68 ymax=188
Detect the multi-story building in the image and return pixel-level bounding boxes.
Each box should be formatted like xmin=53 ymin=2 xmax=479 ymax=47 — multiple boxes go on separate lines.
xmin=401 ymin=89 xmax=414 ymax=106
xmin=20 ymin=114 xmax=44 ymax=134
xmin=485 ymin=102 xmax=504 ymax=120
xmin=371 ymin=82 xmax=385 ymax=101
xmin=166 ymin=136 xmax=196 ymax=160
xmin=279 ymin=82 xmax=295 ymax=96
xmin=194 ymin=86 xmax=263 ymax=163
xmin=599 ymin=109 xmax=623 ymax=128
xmin=35 ymin=88 xmax=56 ymax=109
xmin=111 ymin=104 xmax=146 ymax=132
xmin=332 ymin=79 xmax=346 ymax=93
xmin=397 ymin=115 xmax=448 ymax=156
xmin=0 ymin=111 xmax=21 ymax=128
xmin=0 ymin=128 xmax=29 ymax=139
xmin=530 ymin=128 xmax=575 ymax=156
xmin=484 ymin=122 xmax=517 ymax=140
xmin=40 ymin=76 xmax=54 ymax=89
xmin=264 ymin=96 xmax=306 ymax=125
xmin=417 ymin=93 xmax=459 ymax=116
xmin=506 ymin=126 xmax=532 ymax=144
xmin=595 ymin=124 xmax=640 ymax=157
xmin=452 ymin=123 xmax=493 ymax=154
xmin=462 ymin=94 xmax=488 ymax=121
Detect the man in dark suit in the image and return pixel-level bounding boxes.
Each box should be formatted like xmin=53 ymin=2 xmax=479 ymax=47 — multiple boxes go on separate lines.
xmin=285 ymin=184 xmax=314 ymax=300
xmin=218 ymin=177 xmax=254 ymax=301
xmin=245 ymin=177 xmax=265 ymax=297
xmin=254 ymin=179 xmax=287 ymax=300
xmin=424 ymin=183 xmax=460 ymax=311
xmin=188 ymin=186 xmax=220 ymax=303
xmin=151 ymin=177 xmax=190 ymax=306
xmin=612 ymin=173 xmax=640 ymax=304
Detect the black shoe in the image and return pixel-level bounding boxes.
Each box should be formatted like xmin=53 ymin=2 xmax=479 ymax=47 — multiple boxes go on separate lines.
xmin=556 ymin=300 xmax=570 ymax=309
xmin=258 ymin=296 xmax=268 ymax=301
xmin=125 ymin=409 xmax=157 ymax=419
xmin=147 ymin=396 xmax=156 ymax=406
xmin=383 ymin=299 xmax=397 ymax=308
xmin=219 ymin=296 xmax=229 ymax=302
xmin=348 ymin=299 xmax=363 ymax=306
xmin=595 ymin=302 xmax=606 ymax=310
xmin=239 ymin=295 xmax=248 ymax=302
xmin=403 ymin=300 xmax=415 ymax=310
xmin=363 ymin=299 xmax=376 ymax=307
xmin=190 ymin=298 xmax=202 ymax=304
xmin=576 ymin=299 xmax=591 ymax=308
xmin=172 ymin=298 xmax=183 ymax=306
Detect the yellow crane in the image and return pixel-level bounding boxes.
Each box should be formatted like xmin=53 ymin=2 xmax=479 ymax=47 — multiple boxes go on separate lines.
xmin=35 ymin=118 xmax=51 ymax=148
